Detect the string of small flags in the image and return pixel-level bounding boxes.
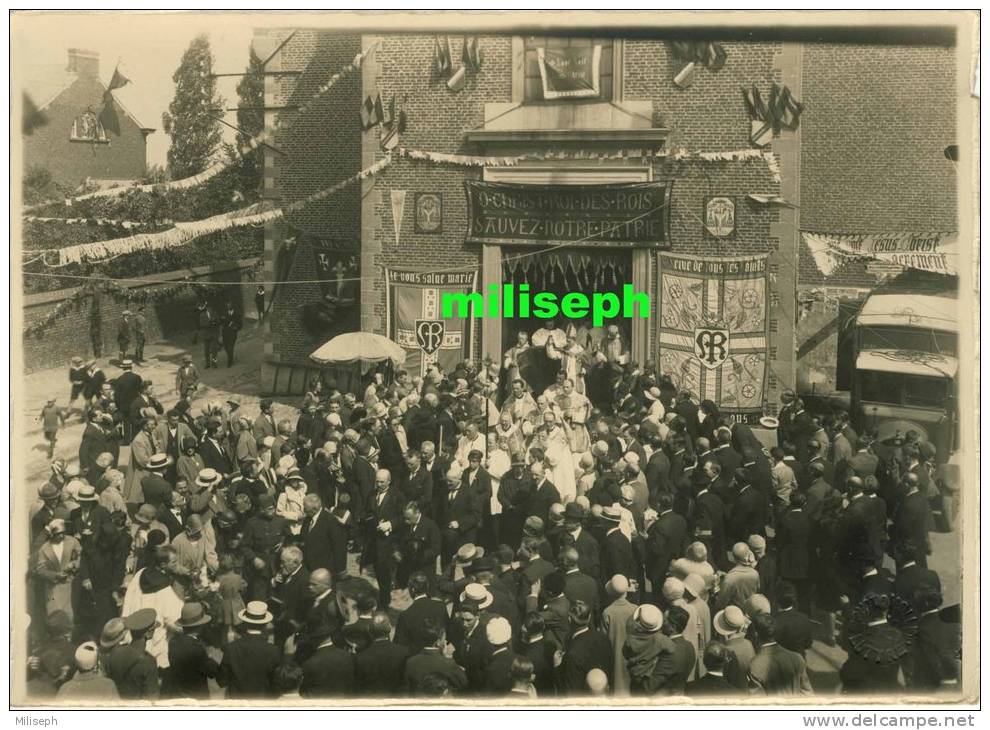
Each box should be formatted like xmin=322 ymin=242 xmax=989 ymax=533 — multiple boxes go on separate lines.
xmin=24 ymin=216 xmax=164 ymax=230
xmin=24 ymin=42 xmax=382 ymax=215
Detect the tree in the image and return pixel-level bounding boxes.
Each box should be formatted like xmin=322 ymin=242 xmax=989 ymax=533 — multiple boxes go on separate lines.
xmin=232 ymin=46 xmax=265 ymax=195
xmin=162 ymin=35 xmax=224 ymax=179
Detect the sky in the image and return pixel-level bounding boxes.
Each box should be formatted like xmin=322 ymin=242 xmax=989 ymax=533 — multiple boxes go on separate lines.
xmin=13 ymin=12 xmax=262 ymax=167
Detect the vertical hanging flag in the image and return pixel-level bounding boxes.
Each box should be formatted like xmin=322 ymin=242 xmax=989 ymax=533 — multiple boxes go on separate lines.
xmin=99 ymin=64 xmax=131 ymax=136
xmin=447 ymin=65 xmax=466 ymax=92
xmin=462 ymin=36 xmax=483 ymax=73
xmin=390 ymin=190 xmax=407 ymax=243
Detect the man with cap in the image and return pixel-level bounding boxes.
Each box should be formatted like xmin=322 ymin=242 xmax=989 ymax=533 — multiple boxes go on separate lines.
xmin=601 ymin=574 xmax=638 ymax=696
xmin=240 ymin=493 xmax=293 ymax=601
xmin=600 ymin=506 xmax=637 ymax=599
xmin=69 ymin=355 xmax=88 ymax=418
xmin=716 ymin=543 xmax=762 ymax=611
xmin=165 ymin=601 xmax=219 ymax=699
xmin=449 ymin=583 xmax=495 ymax=693
xmin=116 ymin=310 xmax=133 ymax=363
xmin=112 ymin=358 xmax=142 ymax=424
xmin=174 ymin=353 xmax=199 ymax=397
xmin=31 ymin=483 xmax=69 ymax=548
xmin=560 ymin=501 xmax=600 ymax=580
xmin=483 ymin=616 xmax=519 ymax=694
xmin=497 ymin=453 xmax=534 ymax=549
xmin=714 ymin=604 xmax=755 ymax=690
xmin=55 ymin=640 xmax=119 ymax=700
xmin=349 ymin=437 xmax=379 ymax=534
xmin=107 ymin=608 xmax=160 ymax=699
xmin=218 ymin=299 xmax=243 ymax=367
xmin=140 ymin=453 xmax=173 ymax=511
xmin=219 ymin=601 xmax=282 ymax=698
xmin=197 ymin=300 xmax=220 ymax=368
xmin=622 ymin=603 xmax=678 ymax=696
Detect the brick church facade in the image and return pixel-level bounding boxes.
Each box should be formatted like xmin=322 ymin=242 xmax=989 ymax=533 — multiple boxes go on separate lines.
xmin=254 ymin=28 xmax=958 ymax=413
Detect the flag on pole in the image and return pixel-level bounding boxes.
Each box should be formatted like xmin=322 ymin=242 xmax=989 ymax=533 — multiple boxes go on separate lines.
xmin=99 ymin=64 xmax=130 ymax=137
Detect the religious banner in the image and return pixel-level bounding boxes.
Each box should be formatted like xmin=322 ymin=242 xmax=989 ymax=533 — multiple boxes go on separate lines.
xmin=802 ymin=231 xmax=958 ymax=277
xmin=658 ymin=253 xmax=770 ymax=420
xmin=300 ymin=238 xmax=360 ymax=339
xmin=703 ymin=196 xmax=736 ymax=239
xmin=537 ymin=45 xmax=602 ymax=99
xmin=465 ymin=180 xmax=673 ymax=249
xmin=385 ymin=268 xmax=478 ymax=377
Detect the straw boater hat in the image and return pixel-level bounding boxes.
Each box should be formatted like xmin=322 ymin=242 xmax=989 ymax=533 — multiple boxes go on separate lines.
xmin=238 ymin=601 xmax=274 ymax=625
xmin=458 ymin=583 xmax=493 ymax=610
xmin=454 ymin=543 xmax=484 ymax=566
xmin=633 ymin=604 xmax=663 ymax=633
xmin=759 ymin=416 xmax=779 ymax=429
xmin=714 ymin=605 xmax=749 ymax=637
xmin=195 ymin=468 xmax=222 ymax=489
xmin=148 ymin=453 xmax=171 ymax=471
xmin=75 ymin=484 xmax=99 ymax=502
xmin=601 ymin=505 xmax=623 ymax=524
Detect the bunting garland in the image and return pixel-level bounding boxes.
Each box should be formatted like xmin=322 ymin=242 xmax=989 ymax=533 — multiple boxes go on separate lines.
xmin=25 ymin=42 xmax=381 ymax=215
xmin=24 ymin=216 xmax=162 ymax=230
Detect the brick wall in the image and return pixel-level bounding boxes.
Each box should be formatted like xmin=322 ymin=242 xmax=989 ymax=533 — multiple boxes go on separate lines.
xmin=795 ymin=43 xmax=957 ymax=392
xmin=265 ymin=31 xmax=364 ymax=370
xmin=23 ymin=74 xmax=149 ymax=188
xmin=20 ymin=260 xmax=257 ymax=373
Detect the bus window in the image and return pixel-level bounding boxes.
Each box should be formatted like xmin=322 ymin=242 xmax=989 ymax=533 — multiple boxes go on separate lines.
xmin=859 ymin=370 xmax=902 ymax=405
xmin=902 ymin=374 xmax=950 ymax=409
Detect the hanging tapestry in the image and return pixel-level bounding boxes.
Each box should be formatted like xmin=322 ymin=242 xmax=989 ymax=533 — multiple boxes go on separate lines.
xmin=299 ymin=237 xmax=360 ymax=339
xmin=658 ymin=253 xmax=770 ymax=420
xmin=537 ymin=45 xmax=602 ymax=99
xmin=386 ymin=268 xmax=478 ymax=377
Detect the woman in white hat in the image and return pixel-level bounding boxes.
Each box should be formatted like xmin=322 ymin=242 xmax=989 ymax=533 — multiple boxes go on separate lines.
xmin=34 ymin=519 xmax=81 ymax=623
xmin=277 ymin=472 xmax=308 ymax=536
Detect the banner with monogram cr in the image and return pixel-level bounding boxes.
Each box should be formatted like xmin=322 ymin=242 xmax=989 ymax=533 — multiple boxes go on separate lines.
xmin=385 ymin=268 xmax=478 ymax=377
xmin=657 ymin=253 xmax=770 ymax=420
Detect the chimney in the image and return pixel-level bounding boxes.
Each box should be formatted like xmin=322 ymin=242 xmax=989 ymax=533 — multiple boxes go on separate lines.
xmin=67 ymin=48 xmax=100 ymax=78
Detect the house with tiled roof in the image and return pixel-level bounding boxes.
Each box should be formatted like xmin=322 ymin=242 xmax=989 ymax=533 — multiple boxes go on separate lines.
xmin=21 ymin=48 xmax=155 ymax=189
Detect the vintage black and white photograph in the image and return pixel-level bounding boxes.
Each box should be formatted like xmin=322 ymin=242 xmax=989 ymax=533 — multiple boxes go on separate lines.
xmin=9 ymin=10 xmax=979 ymax=711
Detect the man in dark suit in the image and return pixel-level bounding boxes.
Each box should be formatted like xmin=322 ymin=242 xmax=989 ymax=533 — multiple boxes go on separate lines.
xmin=893 ymin=541 xmax=942 ymax=609
xmin=747 ymin=613 xmax=813 ymax=695
xmin=300 ymin=494 xmax=335 ymax=575
xmin=693 ymin=476 xmax=729 ymax=571
xmin=355 ymin=612 xmax=410 ymax=696
xmin=890 ymin=473 xmax=933 ymax=569
xmin=400 ymin=450 xmax=434 ymax=517
xmin=559 ymin=547 xmax=600 ymax=621
xmin=728 ymin=469 xmax=767 ymax=544
xmin=839 ymin=478 xmax=885 ymax=581
xmin=520 ymin=612 xmax=556 ymax=697
xmin=713 ymin=428 xmax=743 ymax=478
xmin=665 ymin=606 xmax=696 ymax=694
xmin=560 ymin=502 xmax=600 ymax=580
xmin=848 ymin=438 xmax=880 ymax=480
xmin=199 ymin=422 xmax=233 ymax=477
xmin=218 ymin=602 xmax=282 ymax=698
xmin=166 ymin=602 xmax=220 ymax=699
xmin=773 ymin=582 xmax=814 ymax=656
xmin=270 ymin=546 xmax=311 ymax=646
xmin=157 ymin=491 xmax=186 ymax=541
xmin=296 ymin=569 xmax=343 ymax=663
xmin=364 ymin=468 xmax=405 ymax=609
xmin=686 ymin=642 xmax=745 ymax=696
xmin=396 ymin=501 xmax=441 ymax=588
xmin=600 ymin=507 xmax=638 ymax=595
xmin=395 ymin=572 xmax=449 ymax=653
xmin=299 ymin=618 xmax=355 ymax=697
xmin=643 ymin=436 xmax=674 ymax=501
xmin=140 ymin=454 xmax=173 ymax=510
xmin=483 ymin=616 xmax=520 ymax=694
xmin=449 ymin=587 xmax=495 ymax=694
xmin=646 ymin=492 xmax=688 ymax=594
xmin=79 ymin=416 xmax=113 ymax=478
xmin=350 ymin=440 xmax=378 ymax=528
xmin=439 ymin=465 xmax=483 ymax=568
xmin=525 ymin=461 xmax=561 ymax=523
xmin=776 ymin=492 xmax=813 ymax=612
xmin=557 ymin=600 xmax=611 ymax=695
xmin=403 ymin=617 xmax=468 ymax=695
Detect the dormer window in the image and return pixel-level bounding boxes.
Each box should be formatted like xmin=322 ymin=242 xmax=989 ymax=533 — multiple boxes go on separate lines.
xmin=70 ymin=110 xmax=107 ymax=142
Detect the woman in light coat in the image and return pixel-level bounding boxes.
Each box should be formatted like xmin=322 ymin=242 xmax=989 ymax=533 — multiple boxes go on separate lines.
xmin=34 ymin=519 xmax=81 ymax=623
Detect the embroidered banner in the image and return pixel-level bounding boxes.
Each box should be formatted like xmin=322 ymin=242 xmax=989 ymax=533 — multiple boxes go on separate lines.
xmin=465 ymin=180 xmax=673 ymax=249
xmin=537 ymin=45 xmax=602 ymax=99
xmin=658 ymin=253 xmax=770 ymax=420
xmin=802 ymin=231 xmax=958 ymax=277
xmin=385 ymin=269 xmax=478 ymax=377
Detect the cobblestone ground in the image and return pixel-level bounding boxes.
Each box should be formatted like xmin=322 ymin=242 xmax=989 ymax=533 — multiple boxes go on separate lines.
xmin=15 ymin=321 xmax=962 ymax=697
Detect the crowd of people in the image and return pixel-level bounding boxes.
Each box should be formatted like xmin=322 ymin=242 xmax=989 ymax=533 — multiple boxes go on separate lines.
xmin=24 ymin=319 xmax=962 ymax=701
